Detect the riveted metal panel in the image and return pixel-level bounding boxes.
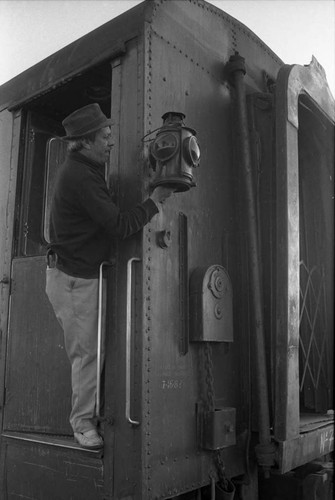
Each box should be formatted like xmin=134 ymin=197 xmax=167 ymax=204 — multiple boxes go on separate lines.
xmin=103 ymin=37 xmax=145 ymax=500
xmin=3 ymin=438 xmax=104 ymax=500
xmin=139 ymin=1 xmax=283 ymax=497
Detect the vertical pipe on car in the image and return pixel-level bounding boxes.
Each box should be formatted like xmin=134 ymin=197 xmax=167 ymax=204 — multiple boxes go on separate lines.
xmin=225 ymin=53 xmax=275 ymax=474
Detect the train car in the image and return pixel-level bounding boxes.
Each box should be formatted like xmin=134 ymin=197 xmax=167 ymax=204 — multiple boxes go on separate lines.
xmin=0 ymin=0 xmax=333 ymax=498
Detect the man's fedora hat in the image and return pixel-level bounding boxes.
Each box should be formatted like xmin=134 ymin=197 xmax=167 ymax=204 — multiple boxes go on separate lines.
xmin=62 ymin=103 xmax=113 ymax=140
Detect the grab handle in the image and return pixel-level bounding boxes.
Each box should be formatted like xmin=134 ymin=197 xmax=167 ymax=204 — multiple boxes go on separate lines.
xmin=126 ymin=257 xmax=141 ymax=426
xmin=97 ymin=261 xmax=114 ymax=419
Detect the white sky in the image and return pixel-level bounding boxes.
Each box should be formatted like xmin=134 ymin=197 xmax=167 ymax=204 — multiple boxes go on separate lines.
xmin=0 ymin=0 xmax=334 ymax=93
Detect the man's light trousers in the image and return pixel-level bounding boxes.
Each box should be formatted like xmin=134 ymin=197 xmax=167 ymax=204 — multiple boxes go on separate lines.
xmin=46 ymin=267 xmax=105 ymax=434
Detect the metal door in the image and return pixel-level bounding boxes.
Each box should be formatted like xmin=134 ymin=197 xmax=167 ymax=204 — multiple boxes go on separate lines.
xmin=3 ymin=111 xmax=72 ymax=436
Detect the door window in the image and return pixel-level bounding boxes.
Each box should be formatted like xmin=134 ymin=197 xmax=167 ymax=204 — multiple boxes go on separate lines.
xmin=298 ymin=95 xmax=334 ymax=413
xmin=17 ymin=112 xmax=63 ymax=256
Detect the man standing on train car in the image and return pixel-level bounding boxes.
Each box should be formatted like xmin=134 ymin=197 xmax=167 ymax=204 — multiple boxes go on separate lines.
xmin=45 ymin=103 xmax=173 ymax=450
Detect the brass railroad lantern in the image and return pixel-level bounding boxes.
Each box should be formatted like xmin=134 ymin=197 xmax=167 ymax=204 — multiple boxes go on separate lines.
xmin=149 ymin=112 xmax=200 ymax=192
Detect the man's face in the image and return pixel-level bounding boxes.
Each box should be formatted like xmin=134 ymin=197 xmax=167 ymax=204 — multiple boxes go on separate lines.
xmin=86 ymin=126 xmax=114 ymax=166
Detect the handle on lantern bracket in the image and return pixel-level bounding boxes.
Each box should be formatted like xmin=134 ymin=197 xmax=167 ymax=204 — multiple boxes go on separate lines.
xmin=126 ymin=257 xmax=141 ymax=426
xmin=96 ymin=261 xmax=114 ymax=419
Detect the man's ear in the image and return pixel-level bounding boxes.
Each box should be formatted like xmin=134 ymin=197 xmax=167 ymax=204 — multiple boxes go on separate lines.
xmin=82 ymin=138 xmax=91 ymax=150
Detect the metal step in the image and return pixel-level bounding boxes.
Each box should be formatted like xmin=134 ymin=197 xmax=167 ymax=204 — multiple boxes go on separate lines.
xmin=1 ymin=431 xmax=103 ymax=456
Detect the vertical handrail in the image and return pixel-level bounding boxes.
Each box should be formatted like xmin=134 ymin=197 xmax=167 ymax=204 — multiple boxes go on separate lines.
xmin=96 ymin=261 xmax=114 ymax=419
xmin=126 ymin=257 xmax=141 ymax=426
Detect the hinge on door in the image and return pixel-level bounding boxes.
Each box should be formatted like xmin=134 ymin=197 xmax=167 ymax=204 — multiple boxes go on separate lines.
xmin=247 ymin=91 xmax=274 ymax=111
xmin=28 ymin=127 xmax=36 ymax=143
xmin=13 ymin=217 xmax=19 ymax=255
xmin=2 ymin=385 xmax=6 ymax=407
xmin=0 ymin=276 xmax=12 ymax=295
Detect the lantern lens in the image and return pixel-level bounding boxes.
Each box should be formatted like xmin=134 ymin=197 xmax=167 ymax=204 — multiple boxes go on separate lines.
xmin=183 ymin=136 xmax=200 ymax=166
xmin=151 ymin=132 xmax=179 ymax=162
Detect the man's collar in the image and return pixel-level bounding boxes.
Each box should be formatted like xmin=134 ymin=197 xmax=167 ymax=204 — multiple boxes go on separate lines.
xmin=68 ymin=151 xmax=105 ymax=170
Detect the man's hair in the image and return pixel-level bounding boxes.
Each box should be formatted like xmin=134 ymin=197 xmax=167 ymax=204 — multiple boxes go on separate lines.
xmin=67 ymin=130 xmax=98 ymax=152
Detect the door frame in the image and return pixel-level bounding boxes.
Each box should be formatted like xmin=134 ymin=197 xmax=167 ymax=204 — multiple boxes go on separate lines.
xmin=0 ymin=110 xmax=22 ymax=433
xmin=274 ymin=57 xmax=334 ymax=444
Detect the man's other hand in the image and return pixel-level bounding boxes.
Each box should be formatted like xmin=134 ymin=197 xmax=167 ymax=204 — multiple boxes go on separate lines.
xmin=150 ymin=185 xmax=175 ymax=205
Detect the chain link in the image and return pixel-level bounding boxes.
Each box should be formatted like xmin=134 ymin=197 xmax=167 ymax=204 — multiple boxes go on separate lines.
xmin=203 ymin=342 xmax=228 ymax=489
xmin=215 ymin=450 xmax=228 ymax=488
xmin=204 ymin=342 xmax=215 ymax=412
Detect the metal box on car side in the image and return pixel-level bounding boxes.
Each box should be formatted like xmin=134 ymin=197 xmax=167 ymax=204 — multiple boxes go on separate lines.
xmin=197 ymin=404 xmax=236 ymax=450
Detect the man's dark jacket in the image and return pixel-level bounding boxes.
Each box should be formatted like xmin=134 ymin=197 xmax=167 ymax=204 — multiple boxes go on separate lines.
xmin=49 ymin=151 xmax=158 ymax=278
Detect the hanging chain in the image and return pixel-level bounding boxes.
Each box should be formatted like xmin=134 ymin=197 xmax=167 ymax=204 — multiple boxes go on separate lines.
xmin=204 ymin=342 xmax=215 ymax=412
xmin=203 ymin=342 xmax=229 ymax=489
xmin=215 ymin=450 xmax=228 ymax=488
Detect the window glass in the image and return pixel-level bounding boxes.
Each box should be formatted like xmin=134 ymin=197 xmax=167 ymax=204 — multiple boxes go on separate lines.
xmin=18 ymin=112 xmax=63 ymax=256
xmin=298 ymin=95 xmax=334 ymax=413
xmin=43 ymin=138 xmax=67 ymax=244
